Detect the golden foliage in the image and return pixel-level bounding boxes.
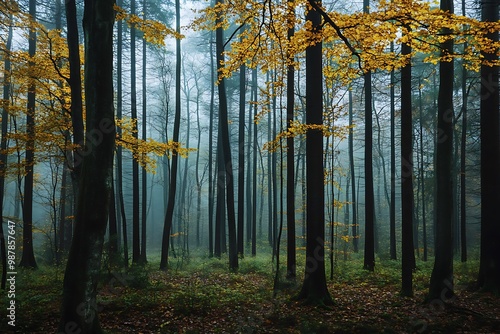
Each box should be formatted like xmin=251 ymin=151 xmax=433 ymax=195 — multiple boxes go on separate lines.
xmin=114 ymin=4 xmax=184 ymax=45
xmin=192 ymin=0 xmax=500 ymax=83
xmin=116 ymin=117 xmax=195 ymax=173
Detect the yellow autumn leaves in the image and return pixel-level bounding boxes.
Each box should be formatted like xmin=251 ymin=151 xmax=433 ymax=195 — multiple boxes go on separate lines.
xmin=0 ymin=3 xmax=189 ymax=178
xmin=193 ymin=0 xmax=500 ymax=81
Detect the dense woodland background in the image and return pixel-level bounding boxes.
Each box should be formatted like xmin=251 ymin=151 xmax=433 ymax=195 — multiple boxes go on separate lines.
xmin=0 ymin=0 xmax=500 ymax=332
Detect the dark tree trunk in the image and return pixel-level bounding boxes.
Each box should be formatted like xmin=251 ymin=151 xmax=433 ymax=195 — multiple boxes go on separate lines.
xmin=246 ymin=72 xmax=253 ymax=245
xmin=389 ymin=42 xmax=397 ymax=260
xmin=238 ymin=40 xmax=245 ymax=257
xmin=252 ymin=68 xmax=258 ymax=256
xmin=362 ymin=0 xmax=375 ymax=272
xmin=139 ymin=0 xmax=148 ymax=264
xmin=478 ymin=0 xmax=500 ymax=292
xmin=460 ymin=0 xmax=468 ymax=263
xmin=215 ymin=143 xmax=224 ymax=258
xmin=401 ymin=40 xmax=415 ymax=297
xmin=216 ymin=0 xmax=238 ymax=270
xmin=115 ymin=0 xmax=128 ymax=268
xmin=208 ymin=30 xmax=215 ymax=257
xmin=363 ymin=68 xmax=375 ymax=271
xmin=271 ymin=77 xmax=278 ymax=257
xmin=428 ymin=0 xmax=455 ymax=300
xmin=19 ymin=0 xmax=37 ymax=269
xmin=160 ymin=0 xmax=181 ymax=271
xmin=65 ymin=0 xmax=84 ymax=181
xmin=195 ymin=77 xmax=203 ymax=248
xmin=130 ymin=0 xmax=141 ymax=264
xmin=296 ymin=0 xmax=332 ymax=305
xmin=418 ymin=83 xmax=428 ymax=262
xmin=108 ymin=176 xmax=118 ymax=263
xmin=0 ymin=13 xmax=13 ymax=289
xmin=58 ymin=0 xmax=115 ymax=330
xmin=286 ymin=2 xmax=296 ymax=279
xmin=59 ymin=166 xmax=69 ymax=255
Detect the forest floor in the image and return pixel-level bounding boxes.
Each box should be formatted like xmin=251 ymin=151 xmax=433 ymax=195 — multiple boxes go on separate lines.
xmin=2 ymin=253 xmax=500 ymax=333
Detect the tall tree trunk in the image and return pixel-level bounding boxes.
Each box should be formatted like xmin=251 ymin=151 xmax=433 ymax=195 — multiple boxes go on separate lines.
xmin=115 ymin=0 xmax=128 ymax=268
xmin=0 ymin=12 xmax=13 ymax=289
xmin=362 ymin=0 xmax=375 ymax=272
xmin=179 ymin=80 xmax=190 ymax=257
xmin=267 ymin=72 xmax=273 ymax=249
xmin=286 ymin=1 xmax=296 ymax=279
xmin=216 ymin=0 xmax=238 ymax=270
xmin=428 ymin=0 xmax=455 ymax=300
xmin=237 ymin=34 xmax=246 ymax=257
xmin=160 ymin=0 xmax=181 ymax=270
xmin=130 ymin=0 xmax=141 ymax=264
xmin=251 ymin=68 xmax=258 ymax=256
xmin=478 ymin=0 xmax=500 ymax=292
xmin=389 ymin=42 xmax=397 ymax=260
xmin=208 ymin=30 xmax=215 ymax=257
xmin=195 ymin=76 xmax=203 ymax=248
xmin=19 ymin=0 xmax=37 ymax=269
xmin=401 ymin=39 xmax=415 ymax=297
xmin=418 ymin=82 xmax=428 ymax=262
xmin=296 ymin=0 xmax=332 ymax=305
xmin=246 ymin=74 xmax=253 ymax=245
xmin=348 ymin=90 xmax=358 ymax=253
xmin=459 ymin=0 xmax=468 ymax=262
xmin=65 ymin=0 xmax=84 ymax=183
xmin=59 ymin=0 xmax=115 ymax=330
xmin=362 ymin=78 xmax=374 ymax=268
xmin=271 ymin=75 xmax=278 ymax=257
xmin=139 ymin=0 xmax=148 ymax=264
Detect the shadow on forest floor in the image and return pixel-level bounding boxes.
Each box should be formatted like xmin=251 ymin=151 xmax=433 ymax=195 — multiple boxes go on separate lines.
xmin=1 ymin=256 xmax=499 ymax=333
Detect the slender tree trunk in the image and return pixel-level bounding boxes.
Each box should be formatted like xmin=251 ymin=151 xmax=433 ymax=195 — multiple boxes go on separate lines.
xmin=459 ymin=0 xmax=468 ymax=264
xmin=115 ymin=0 xmax=128 ymax=268
xmin=130 ymin=0 xmax=141 ymax=264
xmin=401 ymin=39 xmax=415 ymax=297
xmin=363 ymin=72 xmax=375 ymax=271
xmin=195 ymin=78 xmax=203 ymax=248
xmin=59 ymin=0 xmax=115 ymax=329
xmin=19 ymin=0 xmax=37 ymax=269
xmin=286 ymin=1 xmax=296 ymax=279
xmin=271 ymin=75 xmax=278 ymax=257
xmin=160 ymin=0 xmax=181 ymax=270
xmin=65 ymin=0 xmax=84 ymax=182
xmin=216 ymin=0 xmax=238 ymax=269
xmin=0 ymin=13 xmax=13 ymax=289
xmin=59 ymin=164 xmax=68 ymax=256
xmin=362 ymin=0 xmax=375 ymax=272
xmin=389 ymin=42 xmax=397 ymax=260
xmin=459 ymin=31 xmax=468 ymax=263
xmin=348 ymin=90 xmax=358 ymax=253
xmin=208 ymin=30 xmax=215 ymax=257
xmin=215 ymin=143 xmax=223 ymax=258
xmin=252 ymin=68 xmax=258 ymax=256
xmin=139 ymin=0 xmax=148 ymax=264
xmin=238 ymin=36 xmax=246 ymax=257
xmin=246 ymin=76 xmax=253 ymax=245
xmin=109 ymin=176 xmax=118 ymax=263
xmin=418 ymin=83 xmax=428 ymax=262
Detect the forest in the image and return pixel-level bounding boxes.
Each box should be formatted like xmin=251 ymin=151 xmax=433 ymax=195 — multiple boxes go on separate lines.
xmin=0 ymin=0 xmax=500 ymax=332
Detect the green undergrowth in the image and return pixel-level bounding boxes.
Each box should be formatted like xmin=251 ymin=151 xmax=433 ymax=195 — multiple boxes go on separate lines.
xmin=0 ymin=252 xmax=487 ymax=333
